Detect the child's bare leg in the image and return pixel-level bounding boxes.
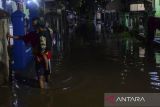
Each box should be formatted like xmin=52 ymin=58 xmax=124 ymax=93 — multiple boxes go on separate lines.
xmin=43 ymin=54 xmax=49 ymax=70
xmin=39 ymin=75 xmax=45 ymax=88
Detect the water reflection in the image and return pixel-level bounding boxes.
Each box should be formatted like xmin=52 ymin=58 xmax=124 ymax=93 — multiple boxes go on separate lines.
xmin=120 ymin=39 xmax=147 ymax=87
xmin=11 ymin=70 xmax=20 ymax=107
xmin=56 ymin=33 xmax=63 ymax=53
xmin=155 ymin=52 xmax=160 ymax=67
xmin=138 ymin=46 xmax=145 ymax=72
xmin=96 ymin=23 xmax=101 ymax=34
xmin=143 ymin=44 xmax=160 ymax=91
xmin=95 ymin=23 xmax=107 ymax=44
xmin=149 ymin=72 xmax=160 ymax=90
xmin=148 ymin=52 xmax=160 ymax=90
xmin=120 ymin=39 xmax=134 ymax=85
xmin=139 ymin=47 xmax=145 ymax=58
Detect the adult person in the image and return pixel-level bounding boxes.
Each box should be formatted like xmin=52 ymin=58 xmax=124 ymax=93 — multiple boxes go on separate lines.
xmin=7 ymin=18 xmax=49 ymax=89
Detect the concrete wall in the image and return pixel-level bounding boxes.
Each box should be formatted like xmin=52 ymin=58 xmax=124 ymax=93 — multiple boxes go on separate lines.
xmin=0 ymin=18 xmax=9 ymax=85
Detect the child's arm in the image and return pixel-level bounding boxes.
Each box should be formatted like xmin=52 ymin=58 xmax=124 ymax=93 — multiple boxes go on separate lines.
xmin=7 ymin=34 xmax=22 ymax=40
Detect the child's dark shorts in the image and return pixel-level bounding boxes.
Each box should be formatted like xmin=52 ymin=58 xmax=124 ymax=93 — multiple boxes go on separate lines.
xmin=35 ymin=61 xmax=46 ymax=76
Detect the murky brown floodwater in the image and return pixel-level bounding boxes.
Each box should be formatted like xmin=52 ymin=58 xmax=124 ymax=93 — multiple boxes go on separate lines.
xmin=1 ymin=22 xmax=160 ymax=107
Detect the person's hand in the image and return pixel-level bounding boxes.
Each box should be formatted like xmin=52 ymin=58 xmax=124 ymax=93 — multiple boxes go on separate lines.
xmin=6 ymin=34 xmax=20 ymax=39
xmin=6 ymin=33 xmax=12 ymax=38
xmin=36 ymin=56 xmax=41 ymax=63
xmin=6 ymin=33 xmax=9 ymax=37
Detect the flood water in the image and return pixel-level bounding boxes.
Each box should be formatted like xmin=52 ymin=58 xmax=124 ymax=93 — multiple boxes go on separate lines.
xmin=1 ymin=22 xmax=160 ymax=107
